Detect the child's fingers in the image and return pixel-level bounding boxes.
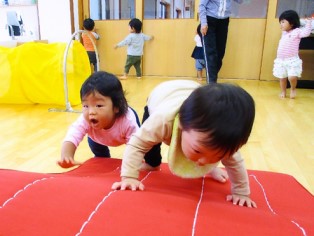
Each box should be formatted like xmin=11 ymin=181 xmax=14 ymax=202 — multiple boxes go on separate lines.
xmin=111 ymin=182 xmax=122 ymax=190
xmin=57 ymin=160 xmax=73 ymax=168
xmin=57 ymin=159 xmax=81 ymax=168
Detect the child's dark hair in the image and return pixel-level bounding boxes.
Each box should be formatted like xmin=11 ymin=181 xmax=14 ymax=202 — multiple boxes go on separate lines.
xmin=179 ymin=83 xmax=255 ymax=158
xmin=197 ymin=24 xmax=202 ymax=40
xmin=129 ymin=18 xmax=142 ymax=33
xmin=83 ymin=18 xmax=95 ymax=31
xmin=279 ymin=10 xmax=300 ymax=29
xmin=80 ymin=71 xmax=128 ymax=118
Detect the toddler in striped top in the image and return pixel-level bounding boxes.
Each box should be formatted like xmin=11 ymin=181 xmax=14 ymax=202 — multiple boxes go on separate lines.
xmin=273 ymin=10 xmax=312 ymax=99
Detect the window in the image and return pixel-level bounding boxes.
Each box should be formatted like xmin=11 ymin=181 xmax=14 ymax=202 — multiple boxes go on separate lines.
xmin=144 ymin=0 xmax=195 ymax=19
xmin=276 ymin=0 xmax=314 ymax=18
xmin=231 ymin=0 xmax=269 ymax=19
xmin=89 ymin=0 xmax=135 ymax=20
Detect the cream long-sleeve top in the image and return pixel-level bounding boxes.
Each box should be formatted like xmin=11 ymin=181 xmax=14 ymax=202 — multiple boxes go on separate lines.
xmin=121 ymin=80 xmax=250 ymax=196
xmin=63 ymin=107 xmax=139 ymax=147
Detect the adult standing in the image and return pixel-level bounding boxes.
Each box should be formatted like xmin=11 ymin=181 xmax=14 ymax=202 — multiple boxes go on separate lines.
xmin=199 ymin=0 xmax=243 ymax=83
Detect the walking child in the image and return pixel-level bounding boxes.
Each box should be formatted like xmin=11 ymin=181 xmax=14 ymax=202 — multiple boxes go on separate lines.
xmin=57 ymin=71 xmax=140 ymax=168
xmin=273 ymin=10 xmax=312 ymax=99
xmin=114 ymin=18 xmax=153 ymax=79
xmin=82 ymin=18 xmax=100 ymax=73
xmin=112 ymin=80 xmax=257 ymax=208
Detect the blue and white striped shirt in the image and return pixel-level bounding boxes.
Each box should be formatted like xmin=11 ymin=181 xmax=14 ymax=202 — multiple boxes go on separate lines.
xmin=199 ymin=0 xmax=243 ymax=26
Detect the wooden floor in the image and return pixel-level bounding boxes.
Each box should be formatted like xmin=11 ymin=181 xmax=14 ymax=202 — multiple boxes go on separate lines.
xmin=0 ymin=76 xmax=313 ymax=195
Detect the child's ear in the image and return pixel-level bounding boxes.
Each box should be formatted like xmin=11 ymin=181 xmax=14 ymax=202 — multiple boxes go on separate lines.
xmin=114 ymin=107 xmax=119 ymax=114
xmin=178 ymin=120 xmax=182 ymax=130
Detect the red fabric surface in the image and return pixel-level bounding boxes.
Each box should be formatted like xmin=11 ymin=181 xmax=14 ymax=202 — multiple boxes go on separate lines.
xmin=0 ymin=158 xmax=313 ymax=236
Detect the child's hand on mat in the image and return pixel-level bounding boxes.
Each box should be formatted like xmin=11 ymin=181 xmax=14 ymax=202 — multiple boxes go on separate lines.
xmin=111 ymin=177 xmax=144 ymax=191
xmin=57 ymin=157 xmax=81 ymax=168
xmin=226 ymin=194 xmax=257 ymax=208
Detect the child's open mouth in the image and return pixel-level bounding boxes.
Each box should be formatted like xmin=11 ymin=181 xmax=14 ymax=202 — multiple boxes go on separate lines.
xmin=90 ymin=118 xmax=98 ymax=124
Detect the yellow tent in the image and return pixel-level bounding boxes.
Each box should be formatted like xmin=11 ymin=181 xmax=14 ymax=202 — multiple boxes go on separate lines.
xmin=0 ymin=41 xmax=90 ymax=105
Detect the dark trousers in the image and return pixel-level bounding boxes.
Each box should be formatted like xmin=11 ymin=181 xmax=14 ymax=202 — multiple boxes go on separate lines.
xmin=142 ymin=106 xmax=162 ymax=167
xmin=88 ymin=107 xmax=140 ymax=157
xmin=87 ymin=51 xmax=97 ymax=72
xmin=124 ymin=55 xmax=142 ymax=77
xmin=88 ymin=137 xmax=110 ymax=157
xmin=203 ymin=16 xmax=229 ymax=83
xmin=8 ymin=25 xmax=21 ymax=36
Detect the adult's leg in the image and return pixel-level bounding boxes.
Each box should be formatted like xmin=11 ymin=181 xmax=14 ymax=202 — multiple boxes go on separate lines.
xmin=203 ymin=16 xmax=219 ymax=83
xmin=216 ymin=17 xmax=229 ymax=72
xmin=88 ymin=137 xmax=110 ymax=157
xmin=142 ymin=106 xmax=162 ymax=167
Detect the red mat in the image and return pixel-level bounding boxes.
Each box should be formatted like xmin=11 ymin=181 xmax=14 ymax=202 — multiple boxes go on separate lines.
xmin=0 ymin=158 xmax=313 ymax=236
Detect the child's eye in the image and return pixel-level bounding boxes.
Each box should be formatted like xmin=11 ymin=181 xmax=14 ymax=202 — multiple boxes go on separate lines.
xmin=82 ymin=105 xmax=88 ymax=108
xmin=96 ymin=104 xmax=104 ymax=108
xmin=193 ymin=148 xmax=200 ymax=154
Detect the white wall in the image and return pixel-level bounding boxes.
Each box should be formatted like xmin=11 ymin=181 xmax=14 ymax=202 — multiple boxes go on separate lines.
xmin=38 ymin=0 xmax=71 ymax=43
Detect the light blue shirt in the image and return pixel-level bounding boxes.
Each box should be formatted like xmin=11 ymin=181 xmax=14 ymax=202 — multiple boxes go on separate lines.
xmin=199 ymin=0 xmax=243 ymax=26
xmin=117 ymin=33 xmax=152 ymax=56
